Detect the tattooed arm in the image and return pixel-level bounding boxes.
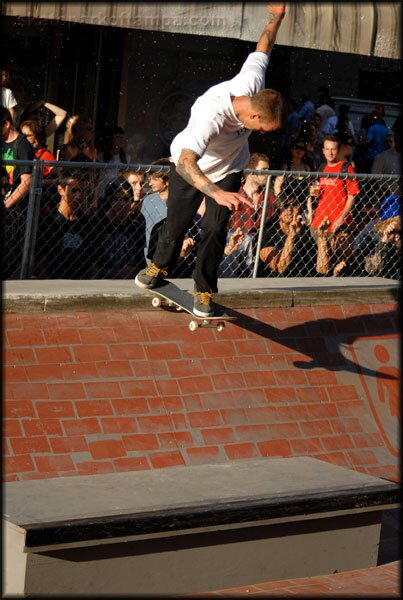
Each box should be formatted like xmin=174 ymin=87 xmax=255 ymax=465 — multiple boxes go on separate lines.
xmin=176 ymin=149 xmax=253 ymax=211
xmin=256 ymin=3 xmax=286 ymax=56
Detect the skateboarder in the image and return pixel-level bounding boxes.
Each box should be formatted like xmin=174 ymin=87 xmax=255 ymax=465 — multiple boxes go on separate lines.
xmin=135 ymin=3 xmax=287 ymax=316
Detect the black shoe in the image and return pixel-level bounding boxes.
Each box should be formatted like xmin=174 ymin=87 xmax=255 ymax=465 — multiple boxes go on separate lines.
xmin=193 ymin=291 xmax=214 ymax=317
xmin=135 ymin=263 xmax=168 ymax=289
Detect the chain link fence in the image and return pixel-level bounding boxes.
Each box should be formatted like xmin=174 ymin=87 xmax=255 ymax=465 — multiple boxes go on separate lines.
xmin=2 ymin=160 xmax=401 ymax=281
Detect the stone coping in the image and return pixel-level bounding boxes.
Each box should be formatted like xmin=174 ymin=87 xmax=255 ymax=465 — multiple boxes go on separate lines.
xmin=3 ymin=278 xmax=399 ymax=312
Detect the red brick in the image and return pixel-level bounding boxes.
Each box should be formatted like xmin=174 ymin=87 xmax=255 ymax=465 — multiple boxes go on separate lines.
xmin=79 ymin=328 xmax=117 ymax=344
xmin=113 ymin=457 xmax=150 ymax=471
xmin=100 ymin=417 xmax=137 ymax=434
xmin=303 ymin=403 xmax=338 ymax=418
xmin=243 ymin=371 xmax=276 ymax=388
xmin=76 ymin=461 xmax=114 ymax=475
xmin=4 ymin=475 xmax=19 ymax=482
xmin=146 ymin=343 xmax=181 ymax=360
xmin=73 ymin=344 xmax=110 ymax=362
xmin=3 ymin=419 xmax=23 ymax=437
xmin=220 ymin=409 xmax=247 ymax=426
xmin=342 ymin=304 xmax=372 ymax=318
xmin=168 ymin=359 xmax=203 ymax=378
xmin=235 ymin=424 xmax=269 ymax=441
xmin=84 ymin=382 xmax=122 ymax=399
xmin=148 ymin=396 xmax=183 ymax=413
xmin=56 ymin=313 xmax=93 ymax=327
xmin=296 ymin=387 xmax=328 ymax=403
xmin=75 ymin=400 xmax=113 ymax=417
xmin=258 ymin=439 xmax=292 ymax=457
xmin=224 ymin=356 xmax=258 ymax=373
xmin=336 ymin=400 xmax=369 ymax=417
xmin=235 ymin=340 xmax=268 ymax=356
xmin=178 ymin=376 xmax=213 ymax=394
xmin=267 ymin=422 xmax=301 ymax=438
xmin=120 ymin=380 xmax=157 ymax=397
xmin=265 ymin=386 xmax=297 ymax=402
xmin=4 ymin=455 xmax=35 ymax=474
xmin=149 ymin=451 xmax=185 ymax=468
xmin=4 ymin=366 xmax=28 ymax=382
xmin=36 ymin=401 xmax=75 ymax=418
xmin=201 ymin=427 xmax=236 ymax=444
xmin=4 ymin=400 xmax=35 ymax=418
xmin=6 ymin=382 xmax=48 ymax=400
xmin=24 ymin=364 xmax=65 ymax=382
xmin=186 ymin=446 xmax=221 ymax=464
xmin=182 ymin=395 xmax=204 ymax=411
xmin=49 ymin=436 xmax=88 ymax=453
xmin=291 ymin=438 xmax=324 ymax=453
xmin=95 ymin=360 xmax=133 ymax=379
xmin=88 ymin=439 xmax=127 ymax=459
xmin=7 ymin=330 xmax=45 ymax=347
xmin=63 ymin=418 xmax=101 ymax=435
xmin=352 ymin=433 xmax=384 ymax=448
xmin=43 ymin=328 xmax=81 ymax=345
xmin=321 ymin=434 xmax=354 ymax=451
xmin=35 ymin=346 xmax=73 ymax=364
xmin=156 ymin=378 xmax=180 ymax=396
xmin=123 ymin=434 xmax=159 ymax=451
xmin=214 ymin=373 xmax=245 ymax=390
xmin=306 ymin=371 xmax=338 ymax=385
xmin=224 ymin=443 xmax=259 ymax=460
xmin=158 ymin=431 xmax=194 ymax=449
xmin=331 ymin=417 xmax=364 ymax=434
xmin=111 ymin=326 xmax=145 ymax=342
xmin=47 ymin=382 xmax=85 ymax=400
xmin=300 ymin=420 xmax=333 ymax=436
xmin=327 ymin=385 xmax=359 ymax=401
xmin=202 ymin=341 xmax=235 ymax=358
xmin=315 ymin=452 xmax=350 ymax=468
xmin=11 ymin=436 xmax=50 ymax=454
xmin=4 ymin=314 xmax=23 ymax=329
xmin=3 ymin=348 xmax=36 ymax=365
xmin=35 ymin=455 xmax=76 ymax=472
xmin=347 ymin=449 xmax=379 ymax=465
xmin=112 ymin=398 xmax=148 ymax=415
xmin=188 ymin=410 xmax=223 ymax=428
xmin=274 ymin=370 xmax=308 ymax=385
xmin=108 ymin=343 xmax=145 ymax=361
xmin=60 ymin=363 xmax=98 ymax=380
xmin=132 ymin=360 xmax=169 ymax=378
xmin=313 ymin=305 xmax=345 ymax=319
xmin=137 ymin=415 xmax=177 ymax=433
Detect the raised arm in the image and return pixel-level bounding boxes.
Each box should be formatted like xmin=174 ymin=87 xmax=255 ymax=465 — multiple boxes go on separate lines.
xmin=256 ymin=3 xmax=286 ymax=56
xmin=44 ymin=101 xmax=67 ymax=137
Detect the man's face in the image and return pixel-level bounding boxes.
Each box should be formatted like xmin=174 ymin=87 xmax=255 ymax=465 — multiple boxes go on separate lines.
xmin=331 ymin=229 xmax=354 ymax=257
xmin=251 ymin=160 xmax=270 ymax=187
xmin=322 ymin=141 xmax=339 ymax=164
xmin=0 ymin=119 xmax=11 ymax=141
xmin=109 ymin=189 xmax=132 ymax=218
xmin=149 ymin=175 xmax=167 ymax=193
xmin=241 ymin=113 xmax=281 ymax=134
xmin=58 ymin=179 xmax=83 ymax=211
xmin=127 ymin=173 xmax=144 ymax=201
xmin=279 ymin=203 xmax=300 ymax=226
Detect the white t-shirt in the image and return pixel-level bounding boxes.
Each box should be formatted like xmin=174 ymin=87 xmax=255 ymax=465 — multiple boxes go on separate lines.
xmin=1 ymin=87 xmax=17 ymax=109
xmin=170 ymin=52 xmax=269 ymax=183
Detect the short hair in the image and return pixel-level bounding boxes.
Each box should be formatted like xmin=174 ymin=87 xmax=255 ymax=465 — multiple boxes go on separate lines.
xmin=247 ymin=152 xmax=270 ymax=170
xmin=57 ymin=168 xmax=83 ymax=188
xmin=250 ymin=89 xmax=287 ymax=128
xmin=0 ymin=105 xmax=13 ymax=125
xmin=101 ymin=176 xmax=134 ymax=212
xmin=322 ymin=134 xmax=341 ymax=149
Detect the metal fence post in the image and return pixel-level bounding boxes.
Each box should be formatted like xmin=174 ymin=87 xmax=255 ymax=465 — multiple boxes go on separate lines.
xmin=252 ymin=175 xmax=272 ymax=279
xmin=20 ymin=159 xmax=44 ymax=279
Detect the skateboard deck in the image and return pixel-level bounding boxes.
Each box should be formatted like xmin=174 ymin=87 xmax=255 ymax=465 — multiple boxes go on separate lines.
xmin=149 ymin=280 xmax=235 ymax=331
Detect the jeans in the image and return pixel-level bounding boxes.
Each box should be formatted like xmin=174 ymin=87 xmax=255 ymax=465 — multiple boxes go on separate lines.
xmin=152 ymin=164 xmax=242 ymax=293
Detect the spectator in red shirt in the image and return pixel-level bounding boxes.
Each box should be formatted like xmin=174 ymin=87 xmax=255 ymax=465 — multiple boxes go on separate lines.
xmin=20 ymin=119 xmax=56 ymax=176
xmin=311 ymin=134 xmax=359 ymax=237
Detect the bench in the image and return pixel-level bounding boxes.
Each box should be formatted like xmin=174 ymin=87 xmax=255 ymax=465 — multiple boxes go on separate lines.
xmin=4 ymin=456 xmax=399 ymax=595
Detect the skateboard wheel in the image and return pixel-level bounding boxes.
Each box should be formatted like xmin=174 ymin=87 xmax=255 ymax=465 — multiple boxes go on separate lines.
xmin=152 ymin=297 xmax=161 ymax=308
xmin=217 ymin=322 xmax=225 ymax=332
xmin=189 ymin=321 xmax=199 ymax=332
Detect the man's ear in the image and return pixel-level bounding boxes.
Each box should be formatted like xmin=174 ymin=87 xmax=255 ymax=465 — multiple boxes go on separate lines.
xmin=57 ymin=184 xmax=64 ymax=197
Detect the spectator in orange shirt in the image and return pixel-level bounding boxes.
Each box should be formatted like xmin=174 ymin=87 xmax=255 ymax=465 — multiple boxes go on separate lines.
xmin=20 ymin=119 xmax=56 ymax=176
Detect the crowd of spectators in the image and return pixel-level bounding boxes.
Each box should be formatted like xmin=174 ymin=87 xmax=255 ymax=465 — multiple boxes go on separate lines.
xmin=1 ymin=75 xmax=401 ymax=281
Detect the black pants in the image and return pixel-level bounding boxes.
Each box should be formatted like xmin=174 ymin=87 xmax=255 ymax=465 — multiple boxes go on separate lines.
xmin=152 ymin=165 xmax=242 ymax=293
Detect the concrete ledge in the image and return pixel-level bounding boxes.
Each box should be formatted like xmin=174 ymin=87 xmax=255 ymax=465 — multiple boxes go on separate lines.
xmin=3 ymin=278 xmax=399 ymax=312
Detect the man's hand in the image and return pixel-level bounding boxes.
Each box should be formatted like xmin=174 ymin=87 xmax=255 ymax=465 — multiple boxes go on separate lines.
xmin=213 ymin=189 xmax=253 ymax=211
xmin=317 ymin=216 xmax=331 ymax=239
xmin=267 ymin=3 xmax=286 ymax=16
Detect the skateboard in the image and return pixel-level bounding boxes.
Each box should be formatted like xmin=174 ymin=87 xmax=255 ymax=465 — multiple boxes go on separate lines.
xmin=149 ymin=280 xmax=235 ymax=332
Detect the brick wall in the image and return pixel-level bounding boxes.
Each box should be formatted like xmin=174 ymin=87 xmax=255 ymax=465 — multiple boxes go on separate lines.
xmin=4 ymin=303 xmax=399 ymax=482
